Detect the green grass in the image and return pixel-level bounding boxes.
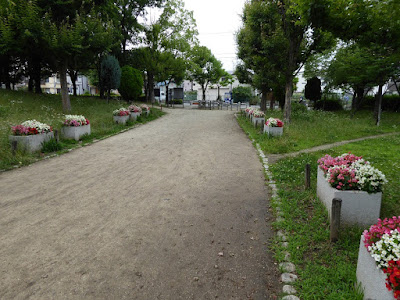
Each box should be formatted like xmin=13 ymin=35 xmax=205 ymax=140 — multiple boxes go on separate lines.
xmin=268 ymin=136 xmax=400 ymax=299
xmin=0 ymin=89 xmax=165 ymax=170
xmin=237 ymin=109 xmax=399 ymax=299
xmin=237 ymin=108 xmax=400 ymax=153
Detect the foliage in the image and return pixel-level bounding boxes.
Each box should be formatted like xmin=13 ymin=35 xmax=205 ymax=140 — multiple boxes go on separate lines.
xmin=362 ymin=95 xmax=400 ymax=112
xmin=188 ymin=45 xmax=225 ymax=101
xmin=304 ymin=77 xmax=322 ymax=103
xmin=41 ymin=138 xmax=63 ymax=153
xmin=314 ymin=99 xmax=343 ymax=111
xmin=232 ymin=86 xmax=252 ymax=103
xmin=100 ymin=55 xmax=121 ymax=98
xmin=119 ymin=66 xmax=143 ymax=101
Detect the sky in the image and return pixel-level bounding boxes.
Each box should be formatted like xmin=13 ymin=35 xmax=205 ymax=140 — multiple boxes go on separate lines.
xmin=183 ymin=0 xmax=246 ymax=72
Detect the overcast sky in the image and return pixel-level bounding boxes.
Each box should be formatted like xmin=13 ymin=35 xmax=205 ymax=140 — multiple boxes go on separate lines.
xmin=183 ymin=0 xmax=246 ymax=72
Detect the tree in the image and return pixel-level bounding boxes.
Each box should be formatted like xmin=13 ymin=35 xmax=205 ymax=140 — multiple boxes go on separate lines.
xmin=119 ymin=65 xmax=143 ymax=101
xmin=139 ymin=0 xmax=198 ymax=103
xmin=304 ymin=77 xmax=322 ymax=103
xmin=232 ymin=86 xmax=252 ymax=103
xmin=236 ymin=1 xmax=287 ymax=111
xmin=188 ymin=45 xmax=225 ymax=104
xmin=100 ymin=55 xmax=121 ymax=101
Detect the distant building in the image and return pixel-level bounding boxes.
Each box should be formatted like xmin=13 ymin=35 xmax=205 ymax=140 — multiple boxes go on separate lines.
xmin=41 ymin=74 xmax=90 ymax=95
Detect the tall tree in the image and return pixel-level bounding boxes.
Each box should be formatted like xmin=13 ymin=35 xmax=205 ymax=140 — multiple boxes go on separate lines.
xmin=188 ymin=45 xmax=225 ymax=104
xmin=138 ymin=0 xmax=198 ymax=103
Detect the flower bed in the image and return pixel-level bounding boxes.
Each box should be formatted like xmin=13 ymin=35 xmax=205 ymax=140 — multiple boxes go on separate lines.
xmin=252 ymin=110 xmax=265 ymax=127
xmin=113 ymin=108 xmax=130 ymax=124
xmin=9 ymin=120 xmax=53 ymax=152
xmin=140 ymin=104 xmax=150 ymax=115
xmin=61 ymin=115 xmax=91 ymax=141
xmin=316 ymin=153 xmax=386 ymax=226
xmin=128 ymin=105 xmax=142 ymax=120
xmin=245 ymin=107 xmax=254 ymax=118
xmin=264 ymin=118 xmax=283 ymax=136
xmin=357 ymin=217 xmax=400 ymax=299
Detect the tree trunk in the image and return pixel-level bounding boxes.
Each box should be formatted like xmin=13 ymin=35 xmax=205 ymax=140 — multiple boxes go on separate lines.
xmin=33 ymin=58 xmax=42 ymax=94
xmin=270 ymin=92 xmax=275 ymax=110
xmin=202 ymin=85 xmax=206 ymax=101
xmin=59 ymin=60 xmax=71 ymax=112
xmin=69 ymin=70 xmax=78 ymax=96
xmin=284 ymin=78 xmax=293 ymax=124
xmin=261 ymin=86 xmax=268 ymax=112
xmin=166 ymin=83 xmax=169 ymax=106
xmin=148 ymin=73 xmax=155 ymax=104
xmin=28 ymin=77 xmax=34 ymax=92
xmin=392 ymin=78 xmax=400 ymax=95
xmin=375 ymin=84 xmax=383 ymax=126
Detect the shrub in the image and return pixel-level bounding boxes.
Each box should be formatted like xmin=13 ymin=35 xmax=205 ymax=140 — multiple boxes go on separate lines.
xmin=119 ymin=66 xmax=143 ymax=101
xmin=249 ymin=96 xmax=260 ymax=105
xmin=232 ymin=86 xmax=252 ymax=103
xmin=170 ymin=99 xmax=183 ymax=104
xmin=291 ymin=102 xmax=308 ymax=113
xmin=315 ymin=99 xmax=343 ymax=111
xmin=362 ymin=95 xmax=400 ymax=112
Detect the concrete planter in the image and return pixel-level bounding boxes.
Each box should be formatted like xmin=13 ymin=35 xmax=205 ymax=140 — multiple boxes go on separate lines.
xmin=316 ymin=167 xmax=382 ymax=226
xmin=143 ymin=110 xmax=150 ymax=116
xmin=252 ymin=117 xmax=265 ymax=127
xmin=61 ymin=124 xmax=91 ymax=141
xmin=264 ymin=125 xmax=283 ymax=137
xmin=9 ymin=132 xmax=54 ymax=152
xmin=113 ymin=115 xmax=129 ymax=125
xmin=356 ymin=235 xmax=393 ymax=300
xmin=129 ymin=112 xmax=140 ymax=121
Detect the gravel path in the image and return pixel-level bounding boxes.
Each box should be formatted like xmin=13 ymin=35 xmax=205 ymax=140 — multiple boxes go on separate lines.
xmin=0 ymin=109 xmax=280 ymax=299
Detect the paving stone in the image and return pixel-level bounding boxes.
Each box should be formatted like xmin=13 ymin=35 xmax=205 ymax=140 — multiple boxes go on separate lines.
xmin=283 ymin=285 xmax=297 ymax=294
xmin=282 ymin=295 xmax=300 ymax=300
xmin=281 ymin=273 xmax=298 ymax=283
xmin=279 ymin=262 xmax=296 ymax=273
xmin=282 ymin=242 xmax=289 ymax=248
xmin=284 ymin=251 xmax=291 ymax=261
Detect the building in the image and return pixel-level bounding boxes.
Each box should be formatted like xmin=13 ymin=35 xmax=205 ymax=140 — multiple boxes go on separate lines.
xmin=41 ymin=74 xmax=90 ymax=95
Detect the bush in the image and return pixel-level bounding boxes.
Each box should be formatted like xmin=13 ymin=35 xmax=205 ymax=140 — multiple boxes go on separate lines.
xmin=362 ymin=95 xmax=400 ymax=112
xmin=119 ymin=66 xmax=143 ymax=101
xmin=315 ymin=99 xmax=343 ymax=111
xmin=232 ymin=86 xmax=252 ymax=103
xmin=170 ymin=99 xmax=183 ymax=104
xmin=249 ymin=96 xmax=260 ymax=105
xmin=292 ymin=102 xmax=308 ymax=113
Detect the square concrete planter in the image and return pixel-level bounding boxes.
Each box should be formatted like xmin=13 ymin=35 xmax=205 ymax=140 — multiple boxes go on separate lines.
xmin=129 ymin=112 xmax=140 ymax=121
xmin=264 ymin=125 xmax=283 ymax=137
xmin=9 ymin=132 xmax=54 ymax=152
xmin=61 ymin=124 xmax=91 ymax=141
xmin=253 ymin=117 xmax=265 ymax=127
xmin=316 ymin=168 xmax=382 ymax=227
xmin=356 ymin=235 xmax=393 ymax=300
xmin=113 ymin=115 xmax=129 ymax=125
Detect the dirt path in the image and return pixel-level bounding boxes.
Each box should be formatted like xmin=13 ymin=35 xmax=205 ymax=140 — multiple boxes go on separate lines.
xmin=0 ymin=109 xmax=280 ymax=299
xmin=268 ymin=132 xmax=399 ymax=164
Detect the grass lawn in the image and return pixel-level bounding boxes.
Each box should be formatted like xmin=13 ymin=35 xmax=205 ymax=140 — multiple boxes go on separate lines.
xmin=0 ymin=89 xmax=165 ymax=170
xmin=237 ymin=110 xmax=399 ymax=299
xmin=237 ymin=107 xmax=400 ymax=153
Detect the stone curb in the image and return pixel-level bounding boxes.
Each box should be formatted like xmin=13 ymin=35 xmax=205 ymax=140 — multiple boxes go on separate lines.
xmin=254 ymin=138 xmax=300 ymax=300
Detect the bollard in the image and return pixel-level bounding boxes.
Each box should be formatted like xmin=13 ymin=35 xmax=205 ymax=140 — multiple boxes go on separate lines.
xmin=54 ymin=129 xmax=59 ymax=143
xmin=330 ymin=198 xmax=342 ymax=242
xmin=305 ymin=164 xmax=311 ymax=189
xmin=238 ymin=102 xmax=241 ymax=111
xmin=11 ymin=140 xmax=17 ymax=156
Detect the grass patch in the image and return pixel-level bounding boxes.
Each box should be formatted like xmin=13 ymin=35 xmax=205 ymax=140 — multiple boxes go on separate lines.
xmin=0 ymin=89 xmax=165 ymax=170
xmin=268 ymin=135 xmax=400 ymax=299
xmin=237 ymin=109 xmax=400 ymax=153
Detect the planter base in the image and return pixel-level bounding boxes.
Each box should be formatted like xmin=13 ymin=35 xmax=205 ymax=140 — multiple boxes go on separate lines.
xmin=114 ymin=115 xmax=129 ymax=124
xmin=263 ymin=125 xmax=283 ymax=137
xmin=316 ymin=168 xmax=381 ymax=226
xmin=9 ymin=132 xmax=54 ymax=152
xmin=129 ymin=112 xmax=140 ymax=121
xmin=61 ymin=124 xmax=91 ymax=141
xmin=356 ymin=235 xmax=393 ymax=300
xmin=253 ymin=117 xmax=265 ymax=127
